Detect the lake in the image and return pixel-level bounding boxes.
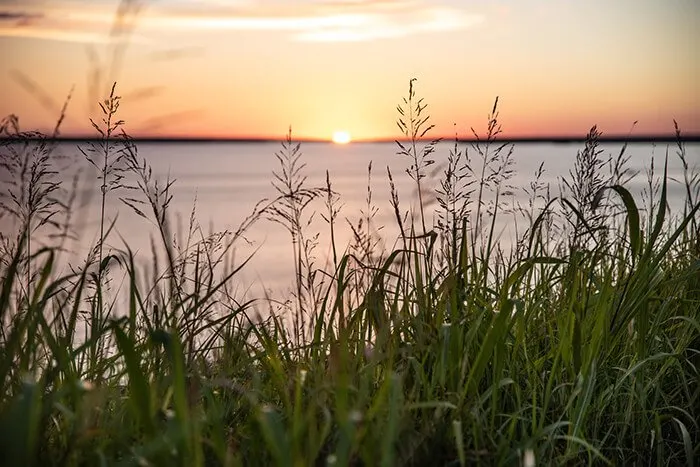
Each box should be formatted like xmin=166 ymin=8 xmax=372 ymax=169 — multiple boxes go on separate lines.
xmin=1 ymin=140 xmax=698 ymax=301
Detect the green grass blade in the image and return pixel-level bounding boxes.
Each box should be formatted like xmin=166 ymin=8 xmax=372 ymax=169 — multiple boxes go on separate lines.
xmin=112 ymin=320 xmax=154 ymax=434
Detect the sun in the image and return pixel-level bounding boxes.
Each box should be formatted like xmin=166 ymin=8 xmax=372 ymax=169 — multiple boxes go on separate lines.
xmin=332 ymin=130 xmax=351 ymax=144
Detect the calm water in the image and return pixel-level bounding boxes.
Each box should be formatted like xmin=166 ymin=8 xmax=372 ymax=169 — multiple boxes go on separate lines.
xmin=2 ymin=140 xmax=698 ymax=299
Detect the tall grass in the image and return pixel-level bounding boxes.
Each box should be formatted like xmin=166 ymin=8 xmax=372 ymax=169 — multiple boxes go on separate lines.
xmin=0 ymin=79 xmax=698 ymax=466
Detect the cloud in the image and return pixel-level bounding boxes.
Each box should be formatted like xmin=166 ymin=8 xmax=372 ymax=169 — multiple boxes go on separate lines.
xmin=0 ymin=0 xmax=484 ymax=44
xmin=0 ymin=2 xmax=148 ymax=44
xmin=295 ymin=7 xmax=483 ymax=42
xmin=146 ymin=0 xmax=484 ymax=42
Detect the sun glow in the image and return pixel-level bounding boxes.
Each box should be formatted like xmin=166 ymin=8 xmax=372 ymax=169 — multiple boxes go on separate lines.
xmin=332 ymin=130 xmax=351 ymax=144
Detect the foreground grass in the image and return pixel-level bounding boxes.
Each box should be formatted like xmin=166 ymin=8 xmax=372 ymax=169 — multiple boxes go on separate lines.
xmin=0 ymin=82 xmax=698 ymax=466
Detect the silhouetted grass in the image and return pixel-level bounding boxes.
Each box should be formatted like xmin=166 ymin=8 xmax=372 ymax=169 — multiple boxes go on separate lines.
xmin=0 ymin=79 xmax=698 ymax=467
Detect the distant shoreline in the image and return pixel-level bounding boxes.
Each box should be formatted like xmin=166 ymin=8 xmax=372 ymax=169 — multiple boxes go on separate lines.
xmin=1 ymin=135 xmax=699 ymax=144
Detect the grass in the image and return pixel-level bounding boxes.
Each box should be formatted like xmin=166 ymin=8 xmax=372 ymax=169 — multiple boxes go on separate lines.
xmin=0 ymin=79 xmax=698 ymax=466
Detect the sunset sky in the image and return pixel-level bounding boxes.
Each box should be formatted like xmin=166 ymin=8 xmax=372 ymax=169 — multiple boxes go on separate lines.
xmin=0 ymin=0 xmax=698 ymax=140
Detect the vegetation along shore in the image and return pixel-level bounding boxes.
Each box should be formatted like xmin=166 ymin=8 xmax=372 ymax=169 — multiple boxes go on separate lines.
xmin=0 ymin=80 xmax=698 ymax=466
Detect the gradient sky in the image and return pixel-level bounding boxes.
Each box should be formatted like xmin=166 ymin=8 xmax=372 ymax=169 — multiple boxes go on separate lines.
xmin=0 ymin=0 xmax=698 ymax=140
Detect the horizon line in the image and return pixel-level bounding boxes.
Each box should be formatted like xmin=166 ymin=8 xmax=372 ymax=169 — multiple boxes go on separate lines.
xmin=1 ymin=134 xmax=699 ymax=144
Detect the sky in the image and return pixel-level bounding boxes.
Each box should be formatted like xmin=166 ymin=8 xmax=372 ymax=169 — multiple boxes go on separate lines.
xmin=0 ymin=0 xmax=698 ymax=140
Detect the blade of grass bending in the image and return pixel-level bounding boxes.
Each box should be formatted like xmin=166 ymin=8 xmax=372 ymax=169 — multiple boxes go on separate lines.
xmin=593 ymin=185 xmax=641 ymax=258
xmin=527 ymin=198 xmax=558 ymax=256
xmin=609 ymin=198 xmax=700 ymax=337
xmin=668 ymin=315 xmax=700 ymax=336
xmin=672 ymin=417 xmax=695 ymax=467
xmin=314 ymin=254 xmax=350 ymax=345
xmin=196 ymin=300 xmax=255 ymax=351
xmin=63 ymin=268 xmax=88 ymax=353
xmin=561 ymin=198 xmax=599 ymax=245
xmin=185 ymin=247 xmax=258 ymax=320
xmin=614 ymin=352 xmax=677 ymax=390
xmin=35 ymin=298 xmax=76 ymax=383
xmin=652 ymin=201 xmax=700 ymax=264
xmin=553 ymin=435 xmax=611 ymax=466
xmin=504 ymin=257 xmax=565 ymax=297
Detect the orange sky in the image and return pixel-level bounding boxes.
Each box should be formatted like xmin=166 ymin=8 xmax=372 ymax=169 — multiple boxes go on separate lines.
xmin=0 ymin=0 xmax=698 ymax=140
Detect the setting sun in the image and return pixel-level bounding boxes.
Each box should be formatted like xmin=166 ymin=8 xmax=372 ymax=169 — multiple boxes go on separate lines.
xmin=332 ymin=130 xmax=351 ymax=144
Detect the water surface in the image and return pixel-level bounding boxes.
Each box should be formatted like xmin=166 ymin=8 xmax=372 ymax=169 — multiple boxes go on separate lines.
xmin=2 ymin=140 xmax=697 ymax=300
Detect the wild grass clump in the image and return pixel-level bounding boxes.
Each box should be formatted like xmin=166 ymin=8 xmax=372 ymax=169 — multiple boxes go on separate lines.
xmin=0 ymin=79 xmax=698 ymax=466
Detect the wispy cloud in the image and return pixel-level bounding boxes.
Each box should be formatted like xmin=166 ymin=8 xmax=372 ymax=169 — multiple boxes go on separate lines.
xmin=147 ymin=0 xmax=484 ymax=42
xmin=0 ymin=1 xmax=146 ymax=43
xmin=297 ymin=6 xmax=482 ymax=42
xmin=0 ymin=0 xmax=484 ymax=44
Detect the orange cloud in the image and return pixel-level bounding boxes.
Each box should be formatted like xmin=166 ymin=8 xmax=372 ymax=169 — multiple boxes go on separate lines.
xmin=0 ymin=0 xmax=484 ymax=43
xmin=145 ymin=1 xmax=483 ymax=42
